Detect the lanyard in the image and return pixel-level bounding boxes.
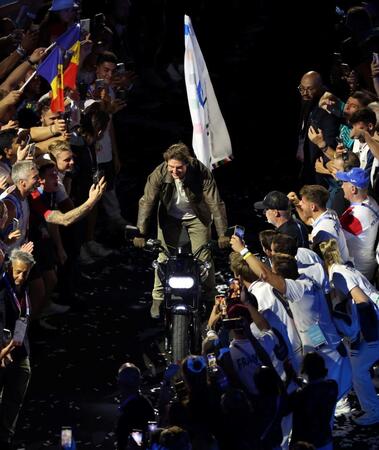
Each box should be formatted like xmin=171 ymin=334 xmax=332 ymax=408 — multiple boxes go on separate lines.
xmin=2 ymin=272 xmax=30 ymax=317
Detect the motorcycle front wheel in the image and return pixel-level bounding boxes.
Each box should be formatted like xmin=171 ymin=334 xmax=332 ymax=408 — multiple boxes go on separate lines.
xmin=171 ymin=313 xmax=190 ymax=362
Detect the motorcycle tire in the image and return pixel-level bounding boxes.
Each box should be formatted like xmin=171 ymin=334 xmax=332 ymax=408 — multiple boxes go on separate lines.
xmin=172 ymin=314 xmax=190 ymax=362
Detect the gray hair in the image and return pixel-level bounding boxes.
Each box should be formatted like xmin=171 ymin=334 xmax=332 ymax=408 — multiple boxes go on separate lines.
xmin=11 ymin=161 xmax=37 ymax=185
xmin=9 ymin=249 xmax=36 ymax=267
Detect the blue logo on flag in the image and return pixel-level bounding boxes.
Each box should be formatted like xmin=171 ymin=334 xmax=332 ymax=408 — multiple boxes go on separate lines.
xmin=196 ymin=81 xmax=207 ymax=107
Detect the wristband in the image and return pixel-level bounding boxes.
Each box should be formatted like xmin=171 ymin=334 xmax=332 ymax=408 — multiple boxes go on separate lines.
xmin=15 ymin=45 xmax=27 ymax=58
xmin=320 ymin=144 xmax=328 ymax=152
xmin=26 ymin=57 xmax=36 ymax=68
xmin=242 ymin=252 xmax=252 ymax=260
xmin=239 ymin=247 xmax=249 ymax=257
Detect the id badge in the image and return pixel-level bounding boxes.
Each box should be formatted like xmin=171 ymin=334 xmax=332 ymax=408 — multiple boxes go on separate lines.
xmin=305 ymin=323 xmax=327 ymax=348
xmin=13 ymin=318 xmax=27 ymax=346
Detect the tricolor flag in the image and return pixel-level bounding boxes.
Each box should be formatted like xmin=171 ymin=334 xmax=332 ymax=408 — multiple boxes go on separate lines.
xmin=36 ymin=46 xmax=65 ymax=112
xmin=56 ymin=23 xmax=81 ymax=90
xmin=184 ymin=15 xmax=232 ymax=170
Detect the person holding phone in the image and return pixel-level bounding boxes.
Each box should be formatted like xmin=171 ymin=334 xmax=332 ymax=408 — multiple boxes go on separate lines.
xmin=0 ymin=249 xmax=35 ymax=448
xmin=116 ymin=362 xmax=155 ymax=450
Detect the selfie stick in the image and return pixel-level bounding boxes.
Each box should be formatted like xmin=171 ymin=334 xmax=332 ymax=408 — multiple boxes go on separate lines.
xmin=18 ymin=42 xmax=58 ymax=92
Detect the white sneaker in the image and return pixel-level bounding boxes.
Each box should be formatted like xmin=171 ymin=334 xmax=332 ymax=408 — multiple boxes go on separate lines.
xmin=40 ymin=302 xmax=70 ymax=317
xmin=335 ymin=396 xmax=352 ymax=417
xmin=79 ymin=245 xmax=96 ymax=265
xmin=352 ymin=411 xmax=379 ymax=426
xmin=85 ymin=240 xmax=113 ymax=257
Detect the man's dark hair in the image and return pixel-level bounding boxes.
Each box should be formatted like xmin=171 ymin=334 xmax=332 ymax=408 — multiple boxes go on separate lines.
xmin=334 ymin=151 xmax=360 ymax=171
xmin=272 ymin=253 xmax=299 ymax=280
xmin=37 ymin=98 xmax=52 ymax=117
xmin=301 ymin=351 xmax=328 ymax=380
xmin=0 ymin=129 xmax=17 ymax=156
xmin=272 ymin=233 xmax=297 ymax=257
xmin=96 ymin=51 xmax=118 ymax=67
xmin=81 ymin=103 xmax=110 ymax=138
xmin=350 ymin=90 xmax=377 ymax=107
xmin=259 ymin=229 xmax=278 ymax=252
xmin=159 ymin=426 xmax=191 ymax=450
xmin=349 ymin=107 xmax=377 ymax=126
xmin=38 ymin=161 xmax=56 ymax=178
xmin=163 ymin=143 xmax=192 ymax=164
xmin=299 ymin=185 xmax=329 ymax=209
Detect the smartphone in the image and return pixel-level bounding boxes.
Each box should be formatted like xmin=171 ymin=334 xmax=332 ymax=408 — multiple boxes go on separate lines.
xmin=12 ymin=218 xmax=20 ymax=231
xmin=234 ymin=225 xmax=245 ymax=239
xmin=373 ymin=52 xmax=379 ymax=65
xmin=116 ymin=62 xmax=126 ymax=74
xmin=310 ymin=119 xmax=319 ymax=131
xmin=3 ymin=328 xmax=12 ymax=344
xmin=130 ymin=430 xmax=143 ymax=447
xmin=147 ymin=421 xmax=157 ymax=439
xmin=61 ymin=426 xmax=76 ymax=449
xmin=94 ymin=13 xmax=106 ymax=27
xmin=61 ymin=426 xmax=72 ymax=448
xmin=207 ymin=353 xmax=217 ymax=368
xmin=80 ymin=18 xmax=90 ymax=36
xmin=92 ymin=169 xmax=105 ymax=186
xmin=222 ymin=317 xmax=245 ymax=330
xmin=27 ymin=143 xmax=36 ymax=158
xmin=95 ymin=79 xmax=106 ymax=90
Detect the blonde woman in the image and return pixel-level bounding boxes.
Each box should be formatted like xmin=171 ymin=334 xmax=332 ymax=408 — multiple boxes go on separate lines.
xmin=320 ymin=239 xmax=379 ymax=426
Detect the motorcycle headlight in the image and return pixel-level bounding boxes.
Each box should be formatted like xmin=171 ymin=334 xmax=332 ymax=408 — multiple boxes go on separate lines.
xmin=168 ymin=276 xmax=195 ymax=289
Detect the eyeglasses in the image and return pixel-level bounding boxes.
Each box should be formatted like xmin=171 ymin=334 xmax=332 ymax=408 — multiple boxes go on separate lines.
xmin=297 ymin=85 xmax=315 ymax=94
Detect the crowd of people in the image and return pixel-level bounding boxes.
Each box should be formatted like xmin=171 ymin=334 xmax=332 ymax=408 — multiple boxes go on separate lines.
xmin=0 ymin=0 xmax=378 ymax=449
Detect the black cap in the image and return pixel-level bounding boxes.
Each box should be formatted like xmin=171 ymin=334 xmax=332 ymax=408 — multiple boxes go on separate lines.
xmin=254 ymin=191 xmax=290 ymax=211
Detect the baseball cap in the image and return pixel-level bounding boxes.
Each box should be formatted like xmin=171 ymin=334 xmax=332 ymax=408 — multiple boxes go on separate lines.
xmin=335 ymin=167 xmax=369 ymax=189
xmin=49 ymin=0 xmax=79 ymax=11
xmin=254 ymin=191 xmax=290 ymax=211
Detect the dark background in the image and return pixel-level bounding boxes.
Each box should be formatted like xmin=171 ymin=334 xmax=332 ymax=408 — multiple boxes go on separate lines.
xmin=17 ymin=1 xmax=379 ymax=449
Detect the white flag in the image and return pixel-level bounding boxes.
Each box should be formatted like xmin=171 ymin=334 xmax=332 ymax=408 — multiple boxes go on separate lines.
xmin=184 ymin=15 xmax=233 ymax=170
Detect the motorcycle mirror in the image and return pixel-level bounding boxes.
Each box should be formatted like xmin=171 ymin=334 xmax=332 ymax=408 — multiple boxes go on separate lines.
xmin=125 ymin=224 xmax=140 ymax=240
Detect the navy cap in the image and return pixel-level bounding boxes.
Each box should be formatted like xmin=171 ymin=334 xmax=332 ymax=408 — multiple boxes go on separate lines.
xmin=254 ymin=191 xmax=290 ymax=211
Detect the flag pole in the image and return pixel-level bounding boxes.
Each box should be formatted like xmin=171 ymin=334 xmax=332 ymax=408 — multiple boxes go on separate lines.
xmin=43 ymin=42 xmax=56 ymax=55
xmin=18 ymin=42 xmax=57 ymax=92
xmin=18 ymin=70 xmax=37 ymax=92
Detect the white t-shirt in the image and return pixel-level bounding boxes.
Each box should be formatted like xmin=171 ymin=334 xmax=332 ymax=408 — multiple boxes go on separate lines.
xmin=84 ymin=96 xmax=114 ymax=164
xmin=352 ymin=140 xmax=372 ymax=171
xmin=248 ymin=280 xmax=302 ymax=357
xmin=296 ymin=247 xmax=323 ymax=266
xmin=339 ymin=197 xmax=379 ymax=280
xmin=167 ymin=179 xmax=196 ymax=219
xmin=298 ymin=262 xmax=330 ymax=293
xmin=285 ymin=275 xmax=352 ymax=398
xmin=229 ymin=333 xmax=277 ymax=395
xmin=250 ymin=309 xmax=296 ymax=381
xmin=311 ymin=210 xmax=350 ymax=263
xmin=330 ymin=263 xmax=379 ymax=305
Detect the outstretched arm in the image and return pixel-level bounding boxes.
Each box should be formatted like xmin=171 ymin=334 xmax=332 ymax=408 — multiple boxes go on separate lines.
xmin=230 ymin=235 xmax=286 ymax=294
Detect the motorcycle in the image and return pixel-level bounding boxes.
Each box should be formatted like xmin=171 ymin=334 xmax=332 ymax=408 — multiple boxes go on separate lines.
xmin=144 ymin=238 xmax=212 ymax=362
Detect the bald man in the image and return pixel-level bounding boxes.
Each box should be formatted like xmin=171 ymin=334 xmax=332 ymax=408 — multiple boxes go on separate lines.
xmin=296 ymin=71 xmax=340 ymax=185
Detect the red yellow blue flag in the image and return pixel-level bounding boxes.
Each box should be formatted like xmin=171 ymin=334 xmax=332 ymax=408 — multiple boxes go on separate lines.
xmin=36 ymin=46 xmax=65 ymax=112
xmin=56 ymin=23 xmax=81 ymax=90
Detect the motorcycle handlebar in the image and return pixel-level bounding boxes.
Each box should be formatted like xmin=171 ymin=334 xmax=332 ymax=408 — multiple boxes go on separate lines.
xmin=144 ymin=239 xmax=216 ymax=259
